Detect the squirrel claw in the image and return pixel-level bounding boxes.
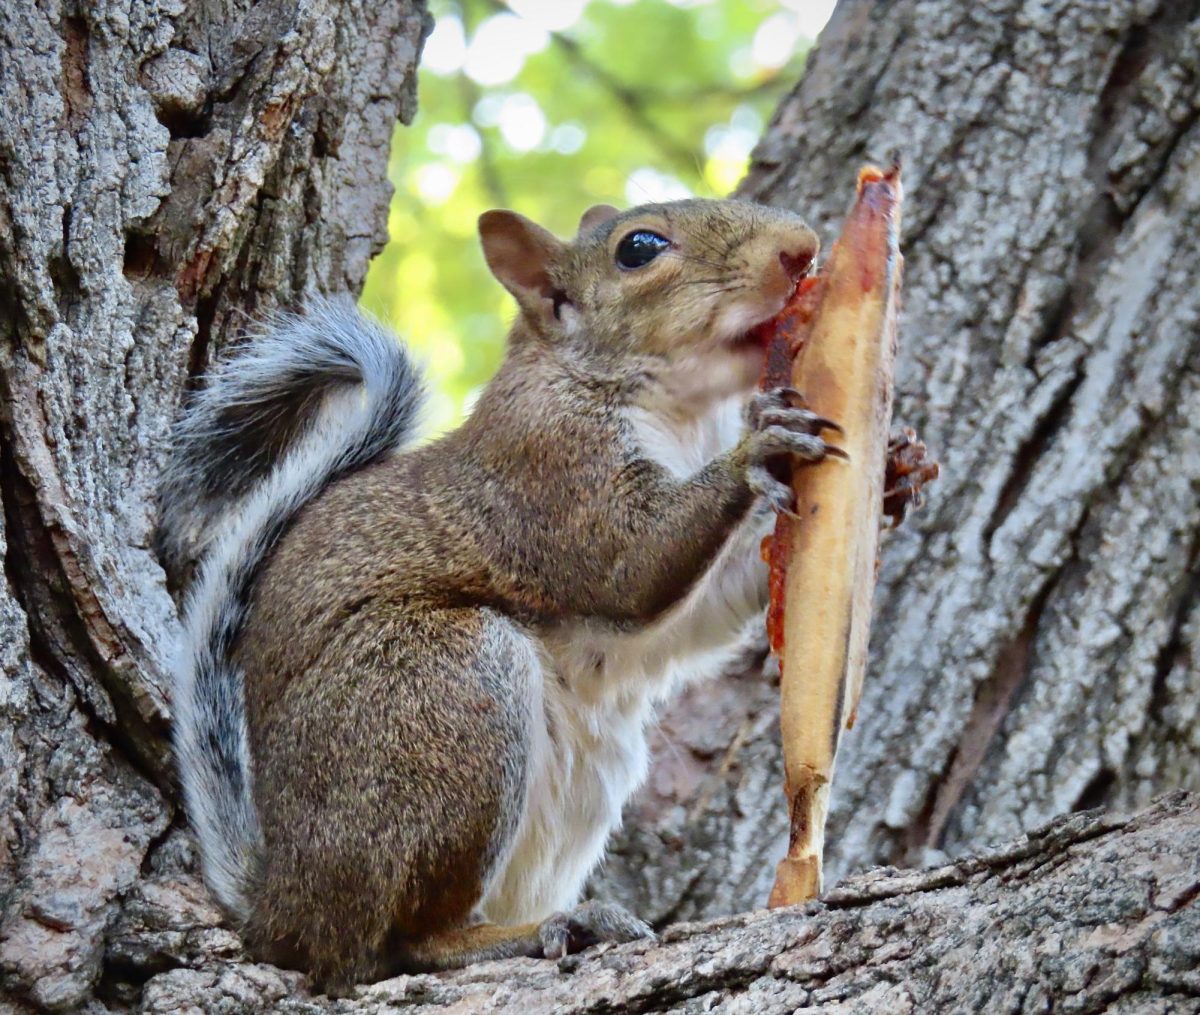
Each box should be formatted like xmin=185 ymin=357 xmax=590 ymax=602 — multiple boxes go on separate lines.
xmin=811 ymin=416 xmax=845 ymax=435
xmin=757 ymin=426 xmax=840 ymax=463
xmin=773 ymin=386 xmax=811 ymax=410
xmin=749 ymin=387 xmax=846 ymax=468
xmin=748 ymin=386 xmax=811 ymax=427
xmin=756 ymin=407 xmax=844 ymax=436
xmin=538 ymin=900 xmax=655 ymax=960
xmin=883 ymin=425 xmax=939 ymax=525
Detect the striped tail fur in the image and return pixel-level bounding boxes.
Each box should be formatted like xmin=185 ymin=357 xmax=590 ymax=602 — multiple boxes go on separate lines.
xmin=160 ymin=298 xmax=425 ymax=919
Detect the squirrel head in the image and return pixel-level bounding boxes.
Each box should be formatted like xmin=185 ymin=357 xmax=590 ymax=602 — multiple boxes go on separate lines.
xmin=479 ymin=199 xmax=818 ymax=400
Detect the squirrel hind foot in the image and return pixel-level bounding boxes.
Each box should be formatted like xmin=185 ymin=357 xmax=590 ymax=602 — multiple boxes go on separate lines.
xmin=537 ymin=900 xmax=656 ymax=960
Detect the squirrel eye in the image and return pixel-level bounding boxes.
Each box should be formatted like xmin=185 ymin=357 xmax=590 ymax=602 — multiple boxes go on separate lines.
xmin=615 ymin=230 xmax=670 ymax=269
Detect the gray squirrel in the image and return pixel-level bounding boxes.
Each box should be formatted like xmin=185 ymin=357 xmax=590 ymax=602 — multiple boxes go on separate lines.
xmin=161 ymin=199 xmax=842 ymax=991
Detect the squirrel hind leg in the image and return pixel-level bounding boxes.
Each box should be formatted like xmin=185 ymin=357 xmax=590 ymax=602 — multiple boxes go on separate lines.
xmin=388 ymin=900 xmax=654 ymax=975
xmin=307 ymin=907 xmax=651 ymax=993
xmin=237 ymin=606 xmax=540 ymax=991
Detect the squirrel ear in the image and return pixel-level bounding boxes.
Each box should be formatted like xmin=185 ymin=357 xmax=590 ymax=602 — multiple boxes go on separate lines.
xmin=478 ymin=210 xmax=566 ymax=323
xmin=577 ymin=204 xmax=620 ymax=237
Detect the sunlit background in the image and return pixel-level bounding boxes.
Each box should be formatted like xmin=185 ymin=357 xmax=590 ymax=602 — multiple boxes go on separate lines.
xmin=361 ymin=0 xmax=836 ymax=430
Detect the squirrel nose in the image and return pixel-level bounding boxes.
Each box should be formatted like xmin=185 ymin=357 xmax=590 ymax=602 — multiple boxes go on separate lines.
xmin=779 ymin=249 xmax=813 ymax=284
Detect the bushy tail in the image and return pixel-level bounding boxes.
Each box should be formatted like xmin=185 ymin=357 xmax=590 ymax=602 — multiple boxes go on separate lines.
xmin=162 ymin=298 xmax=425 ymax=921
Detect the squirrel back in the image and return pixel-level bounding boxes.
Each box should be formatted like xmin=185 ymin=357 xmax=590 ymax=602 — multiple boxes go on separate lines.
xmin=163 ymin=298 xmax=425 ymax=920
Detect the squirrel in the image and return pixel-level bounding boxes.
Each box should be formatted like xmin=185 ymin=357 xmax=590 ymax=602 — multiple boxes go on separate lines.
xmin=160 ymin=198 xmax=843 ymax=992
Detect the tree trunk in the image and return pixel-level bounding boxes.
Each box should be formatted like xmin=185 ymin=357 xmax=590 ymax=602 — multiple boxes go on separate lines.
xmin=1 ymin=0 xmax=1197 ymax=1011
xmin=0 ymin=1 xmax=429 ymax=1009
xmin=593 ymin=0 xmax=1200 ymax=926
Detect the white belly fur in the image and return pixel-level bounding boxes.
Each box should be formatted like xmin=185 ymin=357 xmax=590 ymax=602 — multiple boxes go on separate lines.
xmin=479 ymin=393 xmax=772 ymax=923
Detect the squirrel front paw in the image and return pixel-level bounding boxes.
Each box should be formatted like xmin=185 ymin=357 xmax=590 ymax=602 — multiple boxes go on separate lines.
xmin=537 ymin=900 xmax=655 ymax=960
xmin=744 ymin=386 xmax=845 ymax=513
xmin=884 ymin=425 xmax=939 ymax=526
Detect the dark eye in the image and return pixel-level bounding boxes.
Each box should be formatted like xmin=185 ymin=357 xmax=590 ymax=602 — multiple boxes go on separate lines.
xmin=615 ymin=230 xmax=670 ymax=269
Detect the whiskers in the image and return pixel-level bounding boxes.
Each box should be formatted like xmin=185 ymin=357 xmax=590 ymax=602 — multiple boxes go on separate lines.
xmin=655 ymin=275 xmax=749 ymax=300
xmin=671 ymin=250 xmax=732 ymax=271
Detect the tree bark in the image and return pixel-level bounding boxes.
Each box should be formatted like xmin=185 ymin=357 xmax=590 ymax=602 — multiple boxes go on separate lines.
xmin=127 ymin=793 xmax=1200 ymax=1013
xmin=593 ymin=0 xmax=1200 ymax=926
xmin=1 ymin=0 xmax=1198 ymax=1011
xmin=0 ymin=1 xmax=429 ymax=1010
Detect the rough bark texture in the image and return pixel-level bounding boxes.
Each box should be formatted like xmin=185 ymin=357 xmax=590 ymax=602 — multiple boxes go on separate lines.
xmin=1 ymin=0 xmax=1198 ymax=1011
xmin=0 ymin=1 xmax=429 ymax=1010
xmin=593 ymin=0 xmax=1200 ymax=926
xmin=127 ymin=794 xmax=1200 ymax=1013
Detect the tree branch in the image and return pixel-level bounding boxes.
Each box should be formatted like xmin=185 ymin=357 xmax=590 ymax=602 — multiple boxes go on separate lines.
xmin=130 ymin=793 xmax=1200 ymax=1013
xmin=478 ymin=0 xmax=706 ymax=178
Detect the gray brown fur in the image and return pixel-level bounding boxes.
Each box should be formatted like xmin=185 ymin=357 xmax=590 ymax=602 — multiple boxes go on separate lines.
xmin=165 ymin=198 xmax=828 ymax=991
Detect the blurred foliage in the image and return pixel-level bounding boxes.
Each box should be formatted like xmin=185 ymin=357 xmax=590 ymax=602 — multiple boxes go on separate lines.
xmin=361 ymin=0 xmax=828 ymax=431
